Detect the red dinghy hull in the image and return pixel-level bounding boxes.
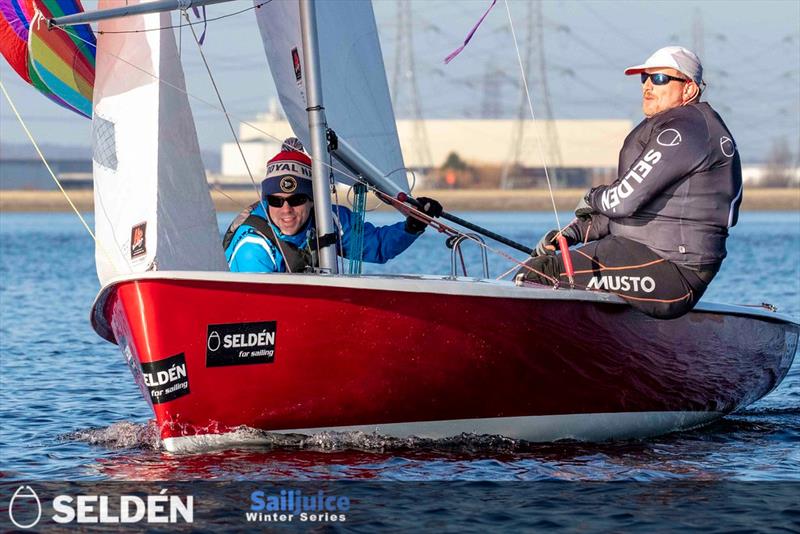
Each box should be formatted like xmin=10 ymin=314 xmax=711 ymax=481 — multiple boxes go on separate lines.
xmin=92 ymin=272 xmax=799 ymax=452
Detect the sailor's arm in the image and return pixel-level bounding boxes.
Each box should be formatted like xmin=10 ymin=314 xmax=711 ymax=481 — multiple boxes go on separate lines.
xmin=572 ymin=214 xmax=610 ymax=242
xmin=337 ymin=204 xmax=418 ymax=264
xmin=533 ymin=215 xmax=610 ymax=255
xmin=363 ymin=222 xmax=420 ymax=264
xmin=586 ymin=117 xmax=707 ymax=218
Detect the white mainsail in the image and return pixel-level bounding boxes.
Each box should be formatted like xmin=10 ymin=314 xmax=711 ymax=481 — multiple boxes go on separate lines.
xmin=92 ymin=0 xmax=227 ymax=285
xmin=255 ymin=0 xmax=409 ymax=191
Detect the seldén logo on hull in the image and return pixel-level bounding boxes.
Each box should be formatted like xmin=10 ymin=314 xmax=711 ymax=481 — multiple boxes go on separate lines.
xmin=206 ymin=321 xmax=277 ymax=367
xmin=140 ymin=353 xmax=190 ymax=404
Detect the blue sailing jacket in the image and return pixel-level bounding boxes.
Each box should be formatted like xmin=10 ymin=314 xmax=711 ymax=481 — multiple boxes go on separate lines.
xmin=225 ymin=202 xmax=420 ymax=273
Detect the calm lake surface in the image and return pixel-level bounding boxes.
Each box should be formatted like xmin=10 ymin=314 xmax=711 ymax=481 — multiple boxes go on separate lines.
xmin=1 ymin=211 xmax=798 ymax=484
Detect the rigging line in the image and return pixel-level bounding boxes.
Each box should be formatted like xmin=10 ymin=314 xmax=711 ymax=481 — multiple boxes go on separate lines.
xmin=339 ymin=160 xmax=540 ymax=275
xmin=183 ymin=9 xmax=295 ymax=273
xmin=496 ymin=262 xmax=521 ymax=280
xmin=209 ymin=183 xmax=247 ymax=208
xmin=0 ymin=79 xmax=118 ymax=270
xmin=38 ymin=23 xmax=531 ymax=278
xmin=53 ymin=15 xmax=532 ymax=273
xmin=59 ymin=13 xmax=385 ymax=209
xmin=63 ymin=20 xmax=415 ymax=248
xmin=326 ymin=151 xmax=345 ymax=274
xmin=57 ymin=26 xmax=364 ymax=195
xmin=329 ymin=160 xmax=537 ymax=268
xmin=377 ymin=190 xmax=557 ymax=284
xmin=457 ymin=246 xmax=468 ymax=276
xmin=94 ymin=0 xmax=272 ymax=35
xmin=178 ymin=17 xmax=182 ymax=56
xmin=503 ymin=0 xmax=562 ymax=233
xmin=183 ymin=11 xmax=259 ymax=206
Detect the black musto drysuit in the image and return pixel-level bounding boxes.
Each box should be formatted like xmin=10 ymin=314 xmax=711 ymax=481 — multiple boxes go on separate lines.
xmin=520 ymin=102 xmax=743 ymax=319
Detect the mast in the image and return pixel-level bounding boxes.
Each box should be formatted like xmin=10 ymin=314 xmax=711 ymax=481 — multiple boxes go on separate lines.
xmin=299 ymin=0 xmax=338 ymax=273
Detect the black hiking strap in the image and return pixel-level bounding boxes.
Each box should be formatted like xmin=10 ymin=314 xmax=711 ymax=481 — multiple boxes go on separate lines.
xmin=240 ymin=214 xmax=313 ymax=273
xmin=221 ymin=202 xmax=259 ymax=251
xmin=221 ymin=210 xmax=313 ymax=273
xmin=222 ymin=203 xmax=341 ymax=272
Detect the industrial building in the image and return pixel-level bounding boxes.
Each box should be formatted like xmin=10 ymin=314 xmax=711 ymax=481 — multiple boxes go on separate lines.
xmin=218 ymin=109 xmax=632 ymax=189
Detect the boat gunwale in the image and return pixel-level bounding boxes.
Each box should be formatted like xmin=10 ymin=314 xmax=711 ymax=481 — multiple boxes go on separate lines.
xmin=89 ymin=270 xmax=800 ymax=344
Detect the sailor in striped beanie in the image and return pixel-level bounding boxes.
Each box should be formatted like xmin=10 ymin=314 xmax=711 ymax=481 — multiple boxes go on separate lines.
xmin=261 ymin=139 xmax=314 ymax=200
xmin=223 ymin=137 xmax=441 ymax=273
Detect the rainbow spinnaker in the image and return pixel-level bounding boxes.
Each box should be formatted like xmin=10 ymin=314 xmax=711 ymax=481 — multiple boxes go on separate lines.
xmin=0 ymin=0 xmax=95 ymax=118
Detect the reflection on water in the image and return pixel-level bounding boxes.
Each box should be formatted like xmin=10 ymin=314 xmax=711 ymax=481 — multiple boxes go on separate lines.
xmin=60 ymin=407 xmax=798 ymax=482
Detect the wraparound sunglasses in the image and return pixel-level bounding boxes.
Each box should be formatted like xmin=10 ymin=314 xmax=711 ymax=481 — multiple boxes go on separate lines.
xmin=266 ymin=194 xmax=310 ymax=208
xmin=640 ymin=72 xmax=689 ymax=85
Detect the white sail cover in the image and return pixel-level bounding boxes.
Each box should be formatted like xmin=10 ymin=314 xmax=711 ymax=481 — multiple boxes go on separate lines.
xmin=92 ymin=0 xmax=228 ymax=285
xmin=255 ymin=0 xmax=408 ymax=191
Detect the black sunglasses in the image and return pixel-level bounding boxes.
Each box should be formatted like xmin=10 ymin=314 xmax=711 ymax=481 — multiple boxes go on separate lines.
xmin=640 ymin=72 xmax=689 ymax=85
xmin=266 ymin=194 xmax=310 ymax=208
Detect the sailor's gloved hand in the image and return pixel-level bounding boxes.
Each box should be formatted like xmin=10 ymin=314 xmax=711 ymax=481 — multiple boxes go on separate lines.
xmin=533 ymin=230 xmax=560 ymax=257
xmin=574 ymin=189 xmax=596 ymax=220
xmin=515 ymin=253 xmax=560 ymax=286
xmin=405 ymin=197 xmax=443 ymax=234
xmin=533 ymin=226 xmax=582 ymax=257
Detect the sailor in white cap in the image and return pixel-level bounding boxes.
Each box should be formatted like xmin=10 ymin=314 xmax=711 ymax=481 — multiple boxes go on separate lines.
xmin=521 ymin=46 xmax=743 ymax=320
xmin=624 ymin=46 xmax=705 ymax=118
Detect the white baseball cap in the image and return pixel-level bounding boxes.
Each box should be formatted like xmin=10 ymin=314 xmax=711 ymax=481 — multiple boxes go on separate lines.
xmin=624 ymin=46 xmax=704 ymax=85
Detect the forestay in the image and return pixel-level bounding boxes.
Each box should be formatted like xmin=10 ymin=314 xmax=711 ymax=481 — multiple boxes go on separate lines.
xmin=92 ymin=0 xmax=227 ymax=285
xmin=254 ymin=0 xmax=408 ymax=192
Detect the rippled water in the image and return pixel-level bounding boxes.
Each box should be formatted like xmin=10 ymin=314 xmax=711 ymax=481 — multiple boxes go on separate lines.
xmin=0 ymin=211 xmax=798 ymax=482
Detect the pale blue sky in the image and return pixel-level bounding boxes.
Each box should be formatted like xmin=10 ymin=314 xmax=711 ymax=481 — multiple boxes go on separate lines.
xmin=1 ymin=0 xmax=798 ymax=164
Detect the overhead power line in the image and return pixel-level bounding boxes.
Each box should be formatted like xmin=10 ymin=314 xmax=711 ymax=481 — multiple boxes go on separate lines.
xmin=501 ymin=0 xmax=562 ymax=189
xmin=391 ymin=0 xmax=433 ymax=170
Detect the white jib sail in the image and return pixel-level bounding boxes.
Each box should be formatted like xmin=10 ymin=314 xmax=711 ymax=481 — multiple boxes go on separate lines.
xmin=255 ymin=0 xmax=409 ymax=191
xmin=92 ymin=1 xmax=228 ymax=285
